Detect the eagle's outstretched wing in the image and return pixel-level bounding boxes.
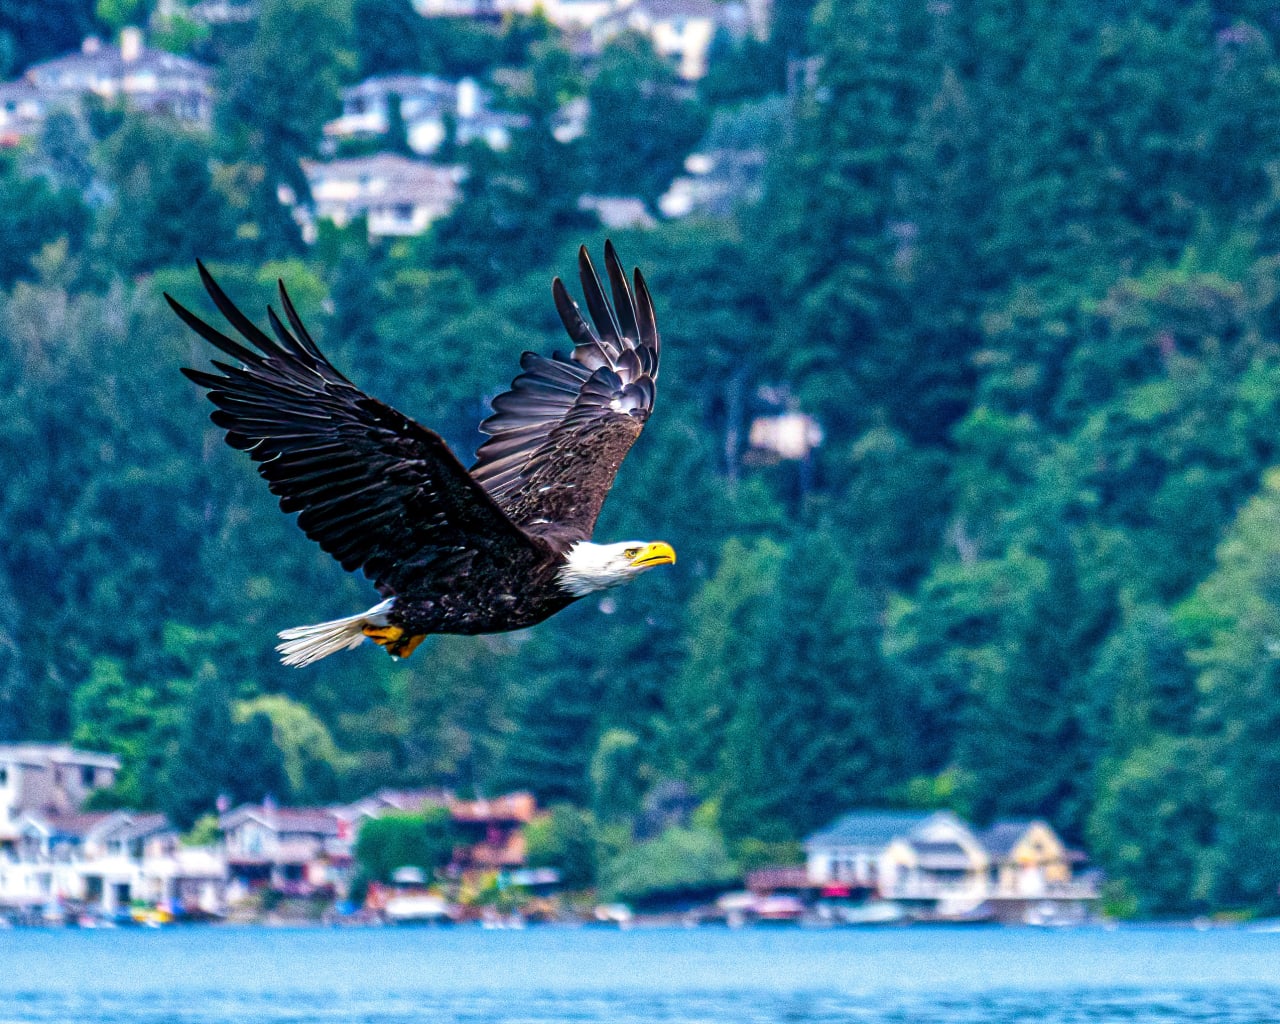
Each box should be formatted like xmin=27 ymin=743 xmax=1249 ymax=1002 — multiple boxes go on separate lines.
xmin=470 ymin=241 xmax=660 ymax=546
xmin=171 ymin=263 xmax=536 ymax=594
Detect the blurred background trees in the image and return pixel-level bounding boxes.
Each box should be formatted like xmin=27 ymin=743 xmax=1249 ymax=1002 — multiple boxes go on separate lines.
xmin=2 ymin=0 xmax=1280 ymax=915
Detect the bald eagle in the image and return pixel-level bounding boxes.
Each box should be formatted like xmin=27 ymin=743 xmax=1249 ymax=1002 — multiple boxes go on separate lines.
xmin=170 ymin=243 xmax=673 ymax=667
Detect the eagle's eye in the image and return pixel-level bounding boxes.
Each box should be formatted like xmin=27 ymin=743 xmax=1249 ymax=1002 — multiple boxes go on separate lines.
xmin=623 ymin=547 xmax=640 ymax=560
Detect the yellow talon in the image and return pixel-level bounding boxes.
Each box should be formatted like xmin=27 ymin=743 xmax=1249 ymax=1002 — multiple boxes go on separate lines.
xmin=362 ymin=624 xmax=403 ymax=646
xmin=397 ymin=634 xmax=427 ymax=658
xmin=362 ymin=624 xmax=426 ymax=659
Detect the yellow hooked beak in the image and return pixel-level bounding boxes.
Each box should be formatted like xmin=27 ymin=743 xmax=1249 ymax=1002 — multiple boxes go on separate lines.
xmin=629 ymin=541 xmax=676 ymax=568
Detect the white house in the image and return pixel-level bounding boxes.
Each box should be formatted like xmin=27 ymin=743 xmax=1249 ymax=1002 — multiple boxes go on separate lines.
xmin=301 ymin=153 xmax=464 ymax=240
xmin=324 ymin=75 xmax=525 ymax=157
xmin=220 ymin=803 xmax=349 ymax=896
xmin=578 ymin=194 xmax=656 ymax=229
xmin=11 ymin=29 xmax=214 ymax=131
xmin=658 ymin=148 xmax=767 ymax=219
xmin=592 ymin=0 xmax=727 ymax=79
xmin=805 ymin=810 xmax=938 ymax=890
xmin=878 ymin=812 xmax=991 ymax=900
xmin=805 ymin=809 xmax=992 ymax=899
xmin=0 ymin=744 xmax=119 ymax=829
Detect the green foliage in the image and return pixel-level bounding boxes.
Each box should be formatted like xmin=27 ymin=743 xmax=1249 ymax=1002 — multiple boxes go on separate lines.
xmin=590 ymin=729 xmax=646 ymax=823
xmin=0 ymin=0 xmax=99 ymax=75
xmin=430 ymin=41 xmax=591 ymax=287
xmin=217 ymin=0 xmax=353 ymax=253
xmin=354 ymin=808 xmax=458 ymax=882
xmin=351 ymin=0 xmax=427 ymax=78
xmin=234 ymin=694 xmax=357 ymax=803
xmin=524 ymin=803 xmax=597 ymax=888
xmin=0 ymin=158 xmax=87 ymax=285
xmin=95 ymin=116 xmax=240 ymax=274
xmin=599 ymin=826 xmax=738 ymax=904
xmin=1088 ymin=736 xmax=1217 ymax=917
xmin=182 ymin=814 xmax=222 ymax=847
xmin=95 ymin=0 xmax=145 ymax=28
xmin=4 ymin=0 xmax=1280 ymax=919
xmin=149 ymin=12 xmax=208 ymax=56
xmin=580 ymin=32 xmax=708 ymax=205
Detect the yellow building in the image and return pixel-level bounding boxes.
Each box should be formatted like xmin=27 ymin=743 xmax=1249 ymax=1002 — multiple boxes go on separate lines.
xmin=981 ymin=820 xmax=1074 ymax=896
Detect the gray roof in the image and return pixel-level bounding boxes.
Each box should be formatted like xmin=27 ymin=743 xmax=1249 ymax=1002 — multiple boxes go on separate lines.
xmin=910 ymin=840 xmax=973 ymax=871
xmin=0 ymin=744 xmax=120 ymax=770
xmin=220 ymin=804 xmax=340 ymax=836
xmin=980 ymin=819 xmax=1060 ymax=859
xmin=635 ymin=0 xmax=722 ymax=18
xmin=804 ymin=810 xmax=936 ymax=850
xmin=27 ymin=44 xmax=212 ymax=87
xmin=344 ymin=74 xmax=456 ymax=102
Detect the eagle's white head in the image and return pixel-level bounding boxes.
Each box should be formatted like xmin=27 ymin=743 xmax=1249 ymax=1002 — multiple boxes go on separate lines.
xmin=557 ymin=540 xmax=677 ymax=597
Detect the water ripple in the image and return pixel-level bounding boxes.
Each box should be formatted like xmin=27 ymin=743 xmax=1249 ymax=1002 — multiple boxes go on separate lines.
xmin=1 ymin=988 xmax=1278 ymax=1024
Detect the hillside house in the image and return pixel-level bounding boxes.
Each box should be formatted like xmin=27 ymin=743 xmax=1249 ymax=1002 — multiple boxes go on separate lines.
xmin=578 ymin=194 xmax=656 ymax=229
xmin=187 ymin=0 xmax=257 ymax=23
xmin=0 ymin=29 xmax=214 ymax=141
xmin=591 ymin=0 xmax=728 ymax=79
xmin=301 ymin=153 xmax=464 ymax=240
xmin=325 ymin=75 xmax=524 ymax=156
xmin=658 ymin=148 xmax=767 ymax=218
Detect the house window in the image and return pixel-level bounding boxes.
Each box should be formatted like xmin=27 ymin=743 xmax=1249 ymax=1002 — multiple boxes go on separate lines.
xmin=82 ymin=765 xmax=96 ymax=788
xmin=0 ymin=767 xmax=7 ymax=786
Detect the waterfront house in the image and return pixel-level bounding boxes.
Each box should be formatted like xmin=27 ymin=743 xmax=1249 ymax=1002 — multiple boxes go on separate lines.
xmin=86 ymin=812 xmax=226 ymax=915
xmin=805 ymin=809 xmax=937 ymax=890
xmin=219 ymin=803 xmax=347 ymax=896
xmin=878 ymin=813 xmax=991 ymax=900
xmin=333 ymin=787 xmax=453 ymax=844
xmin=448 ymin=792 xmax=537 ymax=871
xmin=0 ymin=810 xmax=115 ymax=909
xmin=982 ymin=819 xmax=1075 ymax=896
xmin=0 ymin=809 xmax=227 ymax=917
xmin=0 ymin=744 xmax=119 ymax=826
xmin=979 ymin=819 xmax=1097 ymax=923
xmin=805 ymin=809 xmax=990 ymax=900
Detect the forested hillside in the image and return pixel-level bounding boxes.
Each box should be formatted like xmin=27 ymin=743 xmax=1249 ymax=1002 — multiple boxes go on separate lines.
xmin=2 ymin=0 xmax=1280 ymax=916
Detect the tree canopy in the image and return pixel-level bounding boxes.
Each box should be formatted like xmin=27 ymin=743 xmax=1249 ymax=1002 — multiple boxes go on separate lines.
xmin=2 ymin=0 xmax=1280 ymax=916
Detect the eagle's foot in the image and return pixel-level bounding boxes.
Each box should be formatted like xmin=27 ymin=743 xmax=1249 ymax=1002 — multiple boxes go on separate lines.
xmin=362 ymin=624 xmax=426 ymax=659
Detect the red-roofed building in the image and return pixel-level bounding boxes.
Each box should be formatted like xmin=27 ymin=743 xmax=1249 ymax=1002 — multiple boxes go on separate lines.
xmin=448 ymin=792 xmax=537 ymax=870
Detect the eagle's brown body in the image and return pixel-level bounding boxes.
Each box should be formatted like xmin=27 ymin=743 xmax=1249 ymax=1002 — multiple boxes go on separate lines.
xmin=384 ymin=537 xmax=575 ymax=637
xmin=170 ymin=243 xmax=667 ymax=664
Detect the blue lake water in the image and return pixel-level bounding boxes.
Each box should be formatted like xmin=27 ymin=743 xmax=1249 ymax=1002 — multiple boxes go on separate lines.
xmin=1 ymin=924 xmax=1279 ymax=1023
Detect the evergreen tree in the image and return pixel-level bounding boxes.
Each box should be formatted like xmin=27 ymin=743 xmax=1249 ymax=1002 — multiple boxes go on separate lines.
xmin=217 ymin=0 xmax=353 ymax=255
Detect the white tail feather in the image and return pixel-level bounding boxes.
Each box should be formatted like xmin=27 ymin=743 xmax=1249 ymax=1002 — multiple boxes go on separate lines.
xmin=276 ymin=598 xmax=394 ymax=668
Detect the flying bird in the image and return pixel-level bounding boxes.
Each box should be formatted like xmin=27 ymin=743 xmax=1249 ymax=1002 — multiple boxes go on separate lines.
xmin=170 ymin=243 xmax=674 ymax=667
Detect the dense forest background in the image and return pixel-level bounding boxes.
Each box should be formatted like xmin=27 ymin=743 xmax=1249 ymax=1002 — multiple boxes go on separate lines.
xmin=2 ymin=0 xmax=1280 ymax=917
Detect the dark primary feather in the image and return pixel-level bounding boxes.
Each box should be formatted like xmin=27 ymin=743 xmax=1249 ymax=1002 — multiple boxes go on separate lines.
xmin=172 ymin=262 xmax=535 ymax=593
xmin=470 ymin=241 xmax=661 ymax=542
